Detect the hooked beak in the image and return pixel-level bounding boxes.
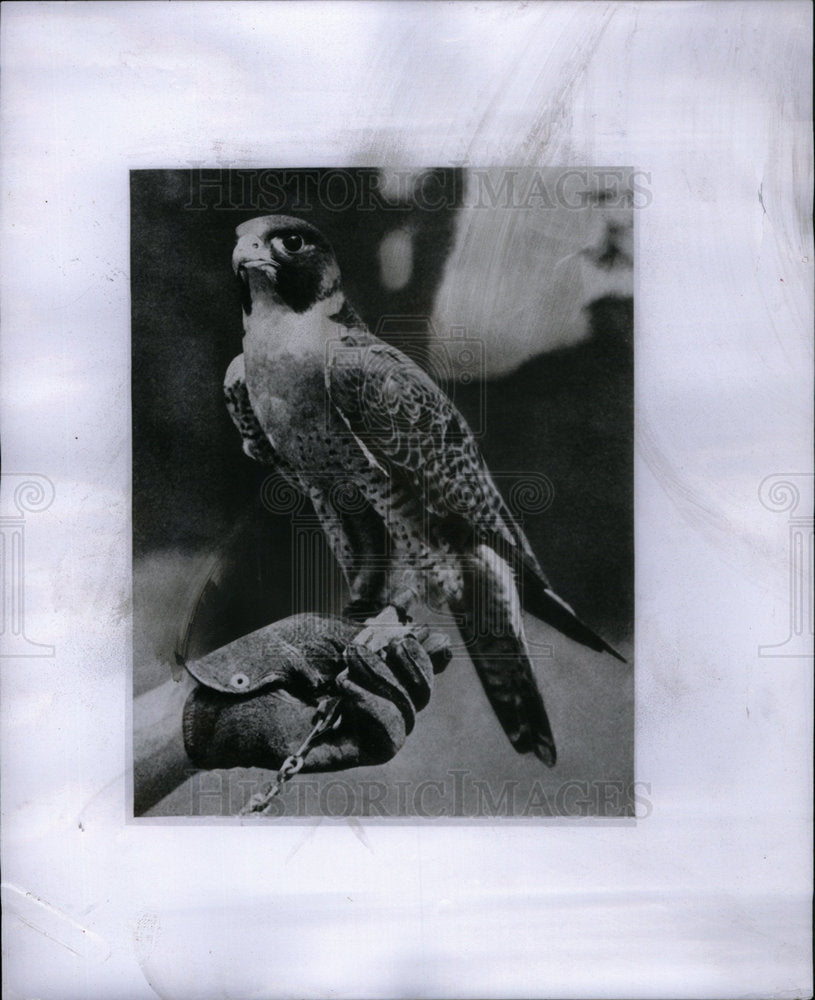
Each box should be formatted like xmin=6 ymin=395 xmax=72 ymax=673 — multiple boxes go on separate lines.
xmin=232 ymin=234 xmax=278 ymax=277
xmin=233 ymin=235 xmax=278 ymax=314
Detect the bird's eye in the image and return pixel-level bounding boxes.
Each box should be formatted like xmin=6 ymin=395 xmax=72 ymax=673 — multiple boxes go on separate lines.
xmin=282 ymin=233 xmax=305 ymax=252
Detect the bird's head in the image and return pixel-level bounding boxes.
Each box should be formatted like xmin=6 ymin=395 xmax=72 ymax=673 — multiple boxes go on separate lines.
xmin=232 ymin=215 xmax=341 ymax=315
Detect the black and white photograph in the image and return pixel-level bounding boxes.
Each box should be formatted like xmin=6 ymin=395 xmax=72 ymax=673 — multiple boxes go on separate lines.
xmin=131 ymin=167 xmax=635 ymax=818
xmin=1 ymin=2 xmax=811 ymax=998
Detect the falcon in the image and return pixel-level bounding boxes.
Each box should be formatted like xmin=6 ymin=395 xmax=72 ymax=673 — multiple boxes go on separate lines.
xmin=223 ymin=214 xmax=623 ymax=766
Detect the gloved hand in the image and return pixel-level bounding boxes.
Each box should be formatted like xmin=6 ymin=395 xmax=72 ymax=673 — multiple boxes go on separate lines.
xmin=182 ymin=607 xmax=451 ymax=773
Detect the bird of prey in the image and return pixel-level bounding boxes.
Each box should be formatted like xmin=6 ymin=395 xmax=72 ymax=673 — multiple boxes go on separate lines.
xmin=223 ymin=214 xmax=623 ymax=766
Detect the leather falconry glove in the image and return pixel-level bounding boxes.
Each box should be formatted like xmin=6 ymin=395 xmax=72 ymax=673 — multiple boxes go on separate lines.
xmin=182 ymin=605 xmax=452 ymax=772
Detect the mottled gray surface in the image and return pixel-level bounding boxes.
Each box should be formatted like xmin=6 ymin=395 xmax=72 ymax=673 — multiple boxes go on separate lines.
xmin=3 ymin=2 xmax=810 ymax=997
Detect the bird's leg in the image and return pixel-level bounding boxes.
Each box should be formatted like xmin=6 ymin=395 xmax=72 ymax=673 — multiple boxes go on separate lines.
xmin=347 ymin=588 xmax=453 ymax=681
xmin=350 ymin=604 xmax=415 ymax=655
xmin=338 ymin=612 xmax=452 ymax=729
xmin=326 ymin=493 xmax=391 ymax=622
xmin=349 ymin=584 xmax=419 ymax=648
xmin=388 ymin=585 xmax=418 ymax=622
xmin=339 ymin=545 xmax=390 ymax=619
xmin=342 ymin=567 xmax=389 ymax=623
xmin=343 ymin=564 xmax=418 ymax=623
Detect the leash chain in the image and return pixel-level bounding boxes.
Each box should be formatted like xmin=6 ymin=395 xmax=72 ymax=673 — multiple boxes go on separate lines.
xmin=240 ymin=696 xmax=342 ymax=816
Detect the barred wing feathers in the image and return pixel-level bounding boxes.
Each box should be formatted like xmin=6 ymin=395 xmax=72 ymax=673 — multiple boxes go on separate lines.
xmin=326 ymin=335 xmax=624 ymax=662
xmin=326 ymin=337 xmax=532 ymax=564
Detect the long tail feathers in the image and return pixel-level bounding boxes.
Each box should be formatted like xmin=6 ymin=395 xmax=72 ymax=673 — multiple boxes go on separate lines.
xmin=460 ymin=624 xmax=558 ymax=766
xmin=520 ymin=568 xmax=627 ymax=663
xmin=452 ymin=546 xmax=558 ymax=765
